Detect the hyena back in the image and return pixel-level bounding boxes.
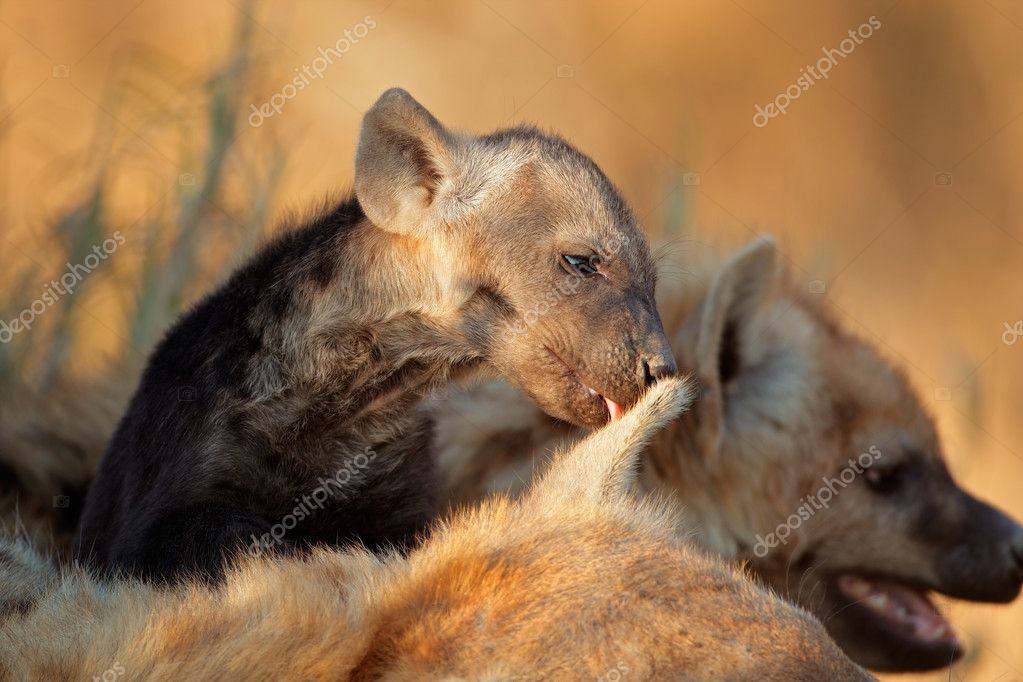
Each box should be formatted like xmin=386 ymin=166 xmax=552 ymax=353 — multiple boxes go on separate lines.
xmin=0 ymin=378 xmax=872 ymax=682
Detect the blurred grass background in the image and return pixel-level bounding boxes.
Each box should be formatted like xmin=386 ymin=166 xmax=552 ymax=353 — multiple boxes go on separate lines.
xmin=1 ymin=1 xmax=1021 ymax=678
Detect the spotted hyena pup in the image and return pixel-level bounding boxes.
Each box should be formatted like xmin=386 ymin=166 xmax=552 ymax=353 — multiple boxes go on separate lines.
xmin=74 ymin=88 xmax=676 ymax=582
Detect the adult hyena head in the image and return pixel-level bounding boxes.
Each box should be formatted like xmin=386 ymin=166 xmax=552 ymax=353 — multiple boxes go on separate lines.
xmin=356 ymin=89 xmax=675 ymax=427
xmin=655 ymin=237 xmax=1023 ymax=672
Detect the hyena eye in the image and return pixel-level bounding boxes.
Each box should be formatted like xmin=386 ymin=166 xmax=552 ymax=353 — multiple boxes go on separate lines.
xmin=562 ymin=254 xmax=601 ymax=277
xmin=865 ymin=464 xmax=905 ymax=495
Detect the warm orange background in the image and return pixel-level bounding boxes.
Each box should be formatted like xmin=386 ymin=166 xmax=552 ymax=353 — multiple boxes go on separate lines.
xmin=2 ymin=2 xmax=1021 ymax=678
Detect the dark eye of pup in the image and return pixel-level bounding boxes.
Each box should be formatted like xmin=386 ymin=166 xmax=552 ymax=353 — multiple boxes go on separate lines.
xmin=562 ymin=254 xmax=601 ymax=276
xmin=865 ymin=464 xmax=905 ymax=495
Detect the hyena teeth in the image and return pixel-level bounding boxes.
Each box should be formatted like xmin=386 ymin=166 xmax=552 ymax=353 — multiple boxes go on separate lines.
xmin=839 ymin=575 xmax=873 ymax=600
xmin=865 ymin=593 xmax=889 ymax=611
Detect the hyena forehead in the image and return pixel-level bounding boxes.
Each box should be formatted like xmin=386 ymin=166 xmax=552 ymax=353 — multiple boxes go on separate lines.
xmin=809 ymin=308 xmax=942 ymax=461
xmin=476 ymin=127 xmax=651 ymax=261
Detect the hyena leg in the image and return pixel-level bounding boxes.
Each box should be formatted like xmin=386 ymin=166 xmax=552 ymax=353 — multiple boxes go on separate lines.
xmin=111 ymin=504 xmax=282 ymax=583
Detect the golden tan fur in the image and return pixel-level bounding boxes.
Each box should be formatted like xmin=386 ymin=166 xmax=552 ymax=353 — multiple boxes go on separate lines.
xmin=0 ymin=379 xmax=871 ymax=681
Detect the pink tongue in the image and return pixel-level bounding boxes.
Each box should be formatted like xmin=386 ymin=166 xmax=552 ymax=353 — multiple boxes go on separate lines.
xmin=604 ymin=396 xmax=623 ymax=422
xmin=837 ymin=575 xmax=959 ymax=646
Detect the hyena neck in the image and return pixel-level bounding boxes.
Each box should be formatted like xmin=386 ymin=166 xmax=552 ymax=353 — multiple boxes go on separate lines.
xmin=640 ymin=419 xmax=752 ymax=559
xmin=232 ymin=196 xmax=488 ymax=439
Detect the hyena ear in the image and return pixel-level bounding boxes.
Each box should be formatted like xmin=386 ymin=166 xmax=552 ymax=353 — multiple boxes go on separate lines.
xmin=527 ymin=377 xmax=693 ymax=508
xmin=687 ymin=236 xmax=778 ymax=460
xmin=355 ymin=88 xmax=456 ymax=235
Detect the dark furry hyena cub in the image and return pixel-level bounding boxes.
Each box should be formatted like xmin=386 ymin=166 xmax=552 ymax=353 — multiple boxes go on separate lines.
xmin=75 ymin=88 xmax=677 ymax=582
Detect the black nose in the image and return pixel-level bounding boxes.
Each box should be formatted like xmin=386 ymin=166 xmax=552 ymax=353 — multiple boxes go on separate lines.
xmin=640 ymin=352 xmax=678 ymax=387
xmin=1011 ymin=531 xmax=1023 ymax=583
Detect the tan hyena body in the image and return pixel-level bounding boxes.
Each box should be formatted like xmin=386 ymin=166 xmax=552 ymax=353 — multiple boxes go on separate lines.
xmin=0 ymin=379 xmax=871 ymax=681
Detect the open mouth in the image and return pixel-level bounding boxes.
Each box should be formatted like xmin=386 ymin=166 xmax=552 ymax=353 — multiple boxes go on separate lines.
xmin=544 ymin=347 xmax=624 ymax=423
xmin=837 ymin=574 xmax=961 ymax=652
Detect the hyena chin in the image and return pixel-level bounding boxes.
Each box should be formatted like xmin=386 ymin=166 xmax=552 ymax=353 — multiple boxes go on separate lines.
xmin=0 ymin=379 xmax=873 ymax=682
xmin=435 ymin=236 xmax=1023 ymax=673
xmin=73 ymin=87 xmax=675 ymax=582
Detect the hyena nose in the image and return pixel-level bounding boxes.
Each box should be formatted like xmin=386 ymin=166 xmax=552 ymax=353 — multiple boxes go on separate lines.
xmin=640 ymin=351 xmax=678 ymax=387
xmin=1010 ymin=532 xmax=1023 ymax=583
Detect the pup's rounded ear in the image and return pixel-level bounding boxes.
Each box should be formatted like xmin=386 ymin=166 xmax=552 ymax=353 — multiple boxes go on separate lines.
xmin=355 ymin=88 xmax=455 ymax=235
